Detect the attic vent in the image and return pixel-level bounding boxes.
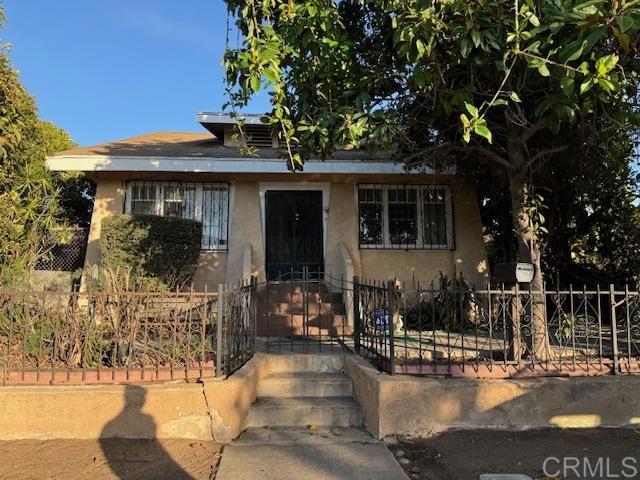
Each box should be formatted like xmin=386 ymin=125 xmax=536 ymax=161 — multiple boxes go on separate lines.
xmin=245 ymin=125 xmax=274 ymax=148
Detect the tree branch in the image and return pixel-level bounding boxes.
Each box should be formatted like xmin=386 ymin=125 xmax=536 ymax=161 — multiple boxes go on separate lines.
xmin=530 ymin=145 xmax=569 ymax=163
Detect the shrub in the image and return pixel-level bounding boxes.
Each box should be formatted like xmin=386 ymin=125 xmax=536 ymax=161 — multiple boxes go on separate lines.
xmin=100 ymin=214 xmax=202 ymax=290
xmin=402 ymin=273 xmax=474 ymax=331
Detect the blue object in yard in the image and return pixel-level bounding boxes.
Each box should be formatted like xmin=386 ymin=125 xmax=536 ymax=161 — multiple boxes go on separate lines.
xmin=373 ymin=308 xmax=390 ymax=330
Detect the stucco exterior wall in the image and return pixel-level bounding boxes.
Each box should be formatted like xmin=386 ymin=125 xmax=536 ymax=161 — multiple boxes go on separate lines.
xmin=83 ymin=179 xmax=125 ymax=270
xmin=83 ymin=174 xmax=488 ymax=288
xmin=224 ymin=182 xmax=265 ymax=283
xmin=344 ymin=355 xmax=640 ymax=439
xmin=0 ymin=353 xmax=269 ymax=442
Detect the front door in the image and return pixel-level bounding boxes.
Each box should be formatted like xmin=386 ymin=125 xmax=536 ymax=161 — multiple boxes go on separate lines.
xmin=265 ymin=190 xmax=323 ymax=281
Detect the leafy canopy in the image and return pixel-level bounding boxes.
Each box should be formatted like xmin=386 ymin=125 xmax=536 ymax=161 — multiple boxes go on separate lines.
xmin=224 ymin=0 xmax=640 ymax=166
xmin=0 ymin=7 xmax=94 ymax=287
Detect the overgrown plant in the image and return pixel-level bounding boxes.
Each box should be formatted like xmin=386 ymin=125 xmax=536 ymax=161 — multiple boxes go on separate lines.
xmin=99 ymin=214 xmax=202 ymax=291
xmin=403 ymin=273 xmax=474 ymax=331
xmin=0 ymin=8 xmax=94 ymax=288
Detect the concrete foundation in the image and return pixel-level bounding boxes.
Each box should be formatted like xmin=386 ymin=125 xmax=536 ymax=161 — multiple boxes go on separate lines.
xmin=2 ymin=353 xmax=639 ymax=443
xmin=344 ymin=355 xmax=640 ymax=439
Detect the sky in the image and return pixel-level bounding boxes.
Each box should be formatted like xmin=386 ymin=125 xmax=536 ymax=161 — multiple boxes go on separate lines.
xmin=3 ymin=1 xmax=271 ymax=146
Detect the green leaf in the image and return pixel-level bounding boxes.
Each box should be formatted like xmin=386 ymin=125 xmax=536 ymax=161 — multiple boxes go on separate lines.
xmin=460 ymin=37 xmax=471 ymax=58
xmin=474 ymin=123 xmax=492 ymax=143
xmin=464 ymin=102 xmax=479 ymax=118
xmin=596 ymin=54 xmax=618 ymax=75
xmin=537 ymin=63 xmax=550 ymax=77
xmin=561 ymin=76 xmax=574 ymax=96
xmin=460 ymin=113 xmax=471 ymax=127
xmin=528 ymin=13 xmax=540 ymax=27
xmin=580 ymin=78 xmax=594 ymax=94
xmin=250 ymin=75 xmax=261 ymax=92
xmin=615 ymin=15 xmax=635 ymax=33
xmin=263 ymin=67 xmax=280 ymax=85
xmin=471 ymin=30 xmax=481 ymax=48
xmin=507 ymin=91 xmax=522 ymax=103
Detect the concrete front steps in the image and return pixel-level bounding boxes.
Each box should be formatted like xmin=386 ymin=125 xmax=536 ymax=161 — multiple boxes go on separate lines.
xmin=247 ymin=354 xmax=364 ymax=428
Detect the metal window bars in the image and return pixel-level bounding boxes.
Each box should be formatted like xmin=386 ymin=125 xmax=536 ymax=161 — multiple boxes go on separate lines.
xmin=357 ymin=184 xmax=454 ymax=250
xmin=126 ymin=181 xmax=230 ymax=251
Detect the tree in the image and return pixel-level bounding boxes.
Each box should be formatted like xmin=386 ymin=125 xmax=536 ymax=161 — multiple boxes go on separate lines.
xmin=223 ymin=0 xmax=640 ymax=358
xmin=478 ymin=113 xmax=640 ymax=287
xmin=0 ymin=8 xmax=93 ymax=286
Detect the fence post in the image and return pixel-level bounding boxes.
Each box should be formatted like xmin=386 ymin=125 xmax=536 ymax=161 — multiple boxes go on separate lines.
xmin=387 ymin=280 xmax=396 ymax=376
xmin=216 ymin=284 xmax=224 ymax=377
xmin=353 ymin=276 xmax=361 ymax=355
xmin=251 ymin=276 xmax=258 ymax=350
xmin=609 ymin=284 xmax=619 ymax=375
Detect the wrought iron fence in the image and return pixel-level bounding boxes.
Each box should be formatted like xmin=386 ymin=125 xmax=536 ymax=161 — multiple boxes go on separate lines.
xmin=354 ymin=278 xmax=640 ymax=378
xmin=0 ymin=280 xmax=257 ymax=385
xmin=215 ymin=277 xmax=258 ymax=376
xmin=257 ymin=268 xmax=354 ymax=353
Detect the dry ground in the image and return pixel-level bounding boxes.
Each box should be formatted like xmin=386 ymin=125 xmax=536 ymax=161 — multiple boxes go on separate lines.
xmin=389 ymin=428 xmax=640 ymax=480
xmin=0 ymin=439 xmax=222 ymax=480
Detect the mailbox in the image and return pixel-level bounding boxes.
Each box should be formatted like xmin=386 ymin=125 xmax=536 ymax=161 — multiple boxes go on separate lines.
xmin=492 ymin=262 xmax=535 ymax=284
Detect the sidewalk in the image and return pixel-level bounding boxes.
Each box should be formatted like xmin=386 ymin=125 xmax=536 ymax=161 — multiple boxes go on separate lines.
xmin=215 ymin=427 xmax=409 ymax=480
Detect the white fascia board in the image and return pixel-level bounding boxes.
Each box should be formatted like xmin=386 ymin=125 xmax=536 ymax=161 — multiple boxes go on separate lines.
xmin=196 ymin=113 xmax=267 ymax=125
xmin=46 ymin=155 xmax=451 ymax=175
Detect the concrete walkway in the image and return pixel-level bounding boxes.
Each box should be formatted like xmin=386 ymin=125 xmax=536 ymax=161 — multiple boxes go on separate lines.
xmin=215 ymin=427 xmax=409 ymax=480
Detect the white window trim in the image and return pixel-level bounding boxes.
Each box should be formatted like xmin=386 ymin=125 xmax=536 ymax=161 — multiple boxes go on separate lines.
xmin=125 ymin=181 xmax=230 ymax=252
xmin=358 ymin=184 xmax=454 ymax=250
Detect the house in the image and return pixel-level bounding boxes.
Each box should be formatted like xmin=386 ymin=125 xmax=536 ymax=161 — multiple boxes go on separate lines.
xmin=46 ymin=113 xmax=489 ymax=290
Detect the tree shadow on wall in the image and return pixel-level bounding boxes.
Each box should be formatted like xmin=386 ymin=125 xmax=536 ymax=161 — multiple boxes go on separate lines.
xmin=99 ymin=385 xmax=194 ymax=480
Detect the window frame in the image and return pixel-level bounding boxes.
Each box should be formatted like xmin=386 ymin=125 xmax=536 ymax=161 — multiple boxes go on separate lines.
xmin=125 ymin=181 xmax=230 ymax=252
xmin=357 ymin=184 xmax=454 ymax=250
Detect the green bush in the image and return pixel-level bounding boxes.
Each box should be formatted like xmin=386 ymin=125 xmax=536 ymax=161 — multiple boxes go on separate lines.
xmin=100 ymin=214 xmax=202 ymax=290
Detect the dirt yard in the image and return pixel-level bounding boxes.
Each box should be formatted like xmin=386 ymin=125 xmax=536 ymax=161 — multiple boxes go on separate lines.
xmin=0 ymin=439 xmax=222 ymax=480
xmin=389 ymin=428 xmax=640 ymax=480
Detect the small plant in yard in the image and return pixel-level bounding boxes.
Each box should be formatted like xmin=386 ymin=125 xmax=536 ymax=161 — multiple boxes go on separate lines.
xmin=402 ymin=273 xmax=474 ymax=331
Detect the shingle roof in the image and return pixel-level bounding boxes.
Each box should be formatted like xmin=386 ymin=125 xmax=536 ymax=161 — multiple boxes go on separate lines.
xmin=52 ymin=130 xmax=390 ymax=161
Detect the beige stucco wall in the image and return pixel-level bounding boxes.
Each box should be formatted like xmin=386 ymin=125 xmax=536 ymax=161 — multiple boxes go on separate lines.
xmin=83 ymin=179 xmax=125 ymax=270
xmin=83 ymin=174 xmax=488 ymax=289
xmin=0 ymin=354 xmax=270 ymax=442
xmin=344 ymin=355 xmax=640 ymax=439
xmin=224 ymin=182 xmax=265 ymax=283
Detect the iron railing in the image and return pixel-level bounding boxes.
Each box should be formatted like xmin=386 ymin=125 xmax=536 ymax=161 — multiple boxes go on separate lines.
xmin=354 ymin=278 xmax=640 ymax=378
xmin=215 ymin=277 xmax=258 ymax=376
xmin=257 ymin=268 xmax=353 ymax=353
xmin=0 ymin=280 xmax=257 ymax=385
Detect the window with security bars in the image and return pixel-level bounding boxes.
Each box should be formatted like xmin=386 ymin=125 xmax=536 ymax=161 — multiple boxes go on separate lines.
xmin=126 ymin=181 xmax=229 ymax=251
xmin=358 ymin=184 xmax=454 ymax=250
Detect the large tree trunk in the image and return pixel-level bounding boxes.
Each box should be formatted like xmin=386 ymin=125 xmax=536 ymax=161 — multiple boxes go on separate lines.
xmin=507 ymin=142 xmax=550 ymax=362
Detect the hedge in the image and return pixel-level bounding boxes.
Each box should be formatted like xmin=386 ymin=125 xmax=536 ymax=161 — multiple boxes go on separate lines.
xmin=100 ymin=214 xmax=202 ymax=289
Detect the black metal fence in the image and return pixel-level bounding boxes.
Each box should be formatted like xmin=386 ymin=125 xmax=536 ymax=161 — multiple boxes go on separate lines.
xmin=0 ymin=280 xmax=257 ymax=385
xmin=256 ymin=268 xmax=354 ymax=353
xmin=354 ymin=278 xmax=640 ymax=378
xmin=215 ymin=277 xmax=257 ymax=376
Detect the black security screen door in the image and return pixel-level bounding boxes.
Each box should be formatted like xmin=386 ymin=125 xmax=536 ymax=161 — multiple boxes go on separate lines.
xmin=265 ymin=190 xmax=324 ymax=281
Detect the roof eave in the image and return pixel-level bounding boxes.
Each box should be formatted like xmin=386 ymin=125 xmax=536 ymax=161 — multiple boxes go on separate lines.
xmin=46 ymin=155 xmax=451 ymax=175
